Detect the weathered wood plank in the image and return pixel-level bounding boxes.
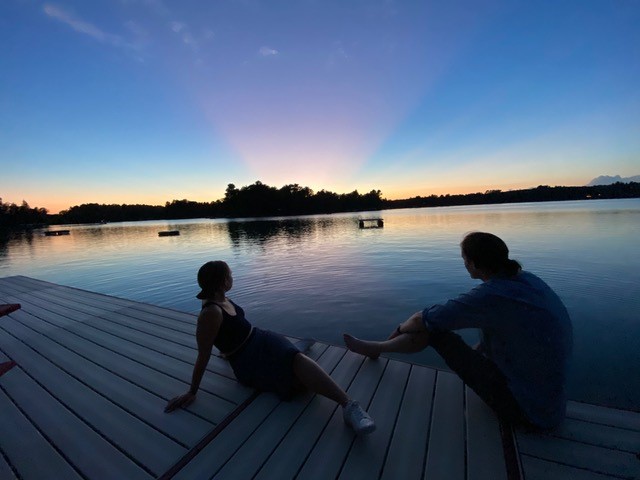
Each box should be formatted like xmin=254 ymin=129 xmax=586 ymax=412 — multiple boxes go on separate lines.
xmin=172 ymin=394 xmax=281 ymax=480
xmin=0 ymin=378 xmax=82 ymax=480
xmin=252 ymin=348 xmax=363 ymax=480
xmin=1 ymin=367 xmax=152 ymax=479
xmin=213 ymin=346 xmax=346 ymax=479
xmin=521 ymin=454 xmax=624 ymax=480
xmin=12 ymin=275 xmax=197 ymax=323
xmin=0 ymin=289 xmax=237 ymax=380
xmin=7 ymin=277 xmax=199 ymax=335
xmin=0 ymin=317 xmax=212 ymax=446
xmin=9 ymin=309 xmax=236 ymax=424
xmin=380 ymin=365 xmax=436 ymax=480
xmin=12 ymin=287 xmax=198 ymax=344
xmin=465 ymin=387 xmax=508 ymax=480
xmin=0 ymin=276 xmax=45 ymax=295
xmin=339 ymin=360 xmax=411 ymax=480
xmin=549 ymin=417 xmax=640 ymax=453
xmin=517 ymin=432 xmax=640 ymax=479
xmin=12 ymin=298 xmax=247 ymax=403
xmin=424 ymin=371 xmax=465 ymax=480
xmin=296 ymin=356 xmax=388 ymax=480
xmin=0 ymin=452 xmax=16 ymax=480
xmin=0 ymin=328 xmax=187 ymax=475
xmin=567 ymin=401 xmax=640 ymax=431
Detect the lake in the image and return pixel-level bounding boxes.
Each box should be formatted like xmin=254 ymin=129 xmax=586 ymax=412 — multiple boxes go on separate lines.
xmin=1 ymin=199 xmax=639 ymax=411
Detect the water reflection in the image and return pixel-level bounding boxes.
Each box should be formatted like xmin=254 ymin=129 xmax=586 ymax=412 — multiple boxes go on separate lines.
xmin=227 ymin=219 xmax=315 ymax=249
xmin=0 ymin=200 xmax=639 ymax=410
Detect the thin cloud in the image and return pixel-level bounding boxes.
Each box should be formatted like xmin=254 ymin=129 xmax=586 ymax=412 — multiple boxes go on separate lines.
xmin=168 ymin=21 xmax=200 ymax=54
xmin=43 ymin=4 xmax=124 ymax=47
xmin=170 ymin=21 xmax=185 ymax=33
xmin=326 ymin=42 xmax=349 ymax=68
xmin=259 ymin=46 xmax=279 ymax=57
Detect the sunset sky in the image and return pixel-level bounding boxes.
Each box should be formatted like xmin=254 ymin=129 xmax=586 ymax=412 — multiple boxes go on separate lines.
xmin=1 ymin=0 xmax=639 ymax=213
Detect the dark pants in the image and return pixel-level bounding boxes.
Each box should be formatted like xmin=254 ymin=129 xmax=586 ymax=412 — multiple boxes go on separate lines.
xmin=429 ymin=329 xmax=531 ymax=426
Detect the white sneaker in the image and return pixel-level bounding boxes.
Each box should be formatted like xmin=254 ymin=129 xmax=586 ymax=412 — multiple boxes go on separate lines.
xmin=343 ymin=400 xmax=376 ymax=435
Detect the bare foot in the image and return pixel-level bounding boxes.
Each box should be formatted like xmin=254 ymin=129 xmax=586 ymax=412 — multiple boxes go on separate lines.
xmin=343 ymin=334 xmax=380 ymax=360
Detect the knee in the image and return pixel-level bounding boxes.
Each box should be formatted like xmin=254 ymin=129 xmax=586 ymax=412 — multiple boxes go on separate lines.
xmin=407 ymin=331 xmax=430 ymax=352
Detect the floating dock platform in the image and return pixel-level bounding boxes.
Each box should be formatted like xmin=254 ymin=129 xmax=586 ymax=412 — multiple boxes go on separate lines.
xmin=0 ymin=276 xmax=638 ymax=479
xmin=358 ymin=219 xmax=384 ymax=229
xmin=44 ymin=230 xmax=70 ymax=236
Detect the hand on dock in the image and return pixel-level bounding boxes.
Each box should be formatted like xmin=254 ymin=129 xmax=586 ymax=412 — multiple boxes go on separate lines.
xmin=164 ymin=392 xmax=196 ymax=413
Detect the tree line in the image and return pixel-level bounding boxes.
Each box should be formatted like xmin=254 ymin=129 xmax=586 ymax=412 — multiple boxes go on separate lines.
xmin=386 ymin=182 xmax=640 ymax=209
xmin=0 ymin=199 xmax=49 ymax=227
xmin=1 ymin=181 xmax=638 ymax=227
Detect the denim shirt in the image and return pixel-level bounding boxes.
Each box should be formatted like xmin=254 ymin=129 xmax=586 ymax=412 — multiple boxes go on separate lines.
xmin=423 ymin=271 xmax=573 ymax=429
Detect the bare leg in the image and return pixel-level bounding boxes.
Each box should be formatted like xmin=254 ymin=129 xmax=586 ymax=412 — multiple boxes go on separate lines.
xmin=343 ymin=331 xmax=430 ymax=359
xmin=292 ymin=353 xmax=349 ymax=405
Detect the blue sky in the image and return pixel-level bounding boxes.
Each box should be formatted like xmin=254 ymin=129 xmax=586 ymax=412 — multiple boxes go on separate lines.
xmin=1 ymin=0 xmax=638 ymax=213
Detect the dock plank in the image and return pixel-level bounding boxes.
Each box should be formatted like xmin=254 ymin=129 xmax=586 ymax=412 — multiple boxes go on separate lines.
xmin=424 ymin=371 xmax=466 ymax=480
xmin=0 ymin=316 xmax=213 ymax=446
xmin=517 ymin=432 xmax=640 ymax=479
xmin=0 ymin=286 xmax=238 ymax=385
xmin=0 ymin=328 xmax=186 ymax=475
xmin=11 ymin=275 xmax=198 ymax=324
xmin=0 ymin=453 xmax=16 ymax=480
xmin=567 ymin=401 xmax=640 ymax=431
xmin=172 ymin=394 xmax=281 ymax=480
xmin=296 ymin=356 xmax=387 ymax=480
xmin=7 ymin=308 xmax=236 ymax=424
xmin=380 ymin=366 xmax=436 ymax=480
xmin=550 ymin=417 xmax=640 ymax=453
xmin=1 ymin=367 xmax=152 ymax=479
xmin=0 ymin=378 xmax=82 ymax=480
xmin=339 ymin=360 xmax=411 ymax=480
xmin=252 ymin=348 xmax=364 ymax=480
xmin=213 ymin=346 xmax=345 ymax=479
xmin=9 ymin=296 xmax=247 ymax=403
xmin=466 ymin=387 xmax=508 ymax=480
xmin=520 ymin=455 xmax=627 ymax=480
xmin=2 ymin=276 xmax=639 ymax=480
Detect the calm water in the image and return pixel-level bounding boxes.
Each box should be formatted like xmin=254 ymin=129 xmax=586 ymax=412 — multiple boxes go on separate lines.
xmin=1 ymin=199 xmax=639 ymax=411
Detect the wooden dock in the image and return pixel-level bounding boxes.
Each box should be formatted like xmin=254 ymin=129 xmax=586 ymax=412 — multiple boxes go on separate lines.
xmin=0 ymin=276 xmax=638 ymax=480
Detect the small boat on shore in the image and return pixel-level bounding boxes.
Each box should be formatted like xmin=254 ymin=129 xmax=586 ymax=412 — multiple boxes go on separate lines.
xmin=158 ymin=230 xmax=180 ymax=237
xmin=44 ymin=230 xmax=70 ymax=236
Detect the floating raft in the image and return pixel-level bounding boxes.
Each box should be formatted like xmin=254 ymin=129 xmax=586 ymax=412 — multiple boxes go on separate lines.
xmin=358 ymin=218 xmax=384 ymax=229
xmin=158 ymin=231 xmax=180 ymax=237
xmin=44 ymin=230 xmax=70 ymax=236
xmin=0 ymin=276 xmax=638 ymax=480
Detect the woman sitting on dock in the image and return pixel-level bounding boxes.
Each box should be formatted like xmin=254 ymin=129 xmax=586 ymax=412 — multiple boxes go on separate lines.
xmin=165 ymin=260 xmax=375 ymax=435
xmin=344 ymin=232 xmax=573 ymax=430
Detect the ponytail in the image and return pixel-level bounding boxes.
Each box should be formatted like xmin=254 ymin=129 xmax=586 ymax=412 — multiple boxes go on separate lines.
xmin=461 ymin=232 xmax=521 ymax=277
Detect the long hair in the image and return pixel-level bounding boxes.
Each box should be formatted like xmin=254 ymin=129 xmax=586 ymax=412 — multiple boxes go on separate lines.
xmin=461 ymin=232 xmax=521 ymax=276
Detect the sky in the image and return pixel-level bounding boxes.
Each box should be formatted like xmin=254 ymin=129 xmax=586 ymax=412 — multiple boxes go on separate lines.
xmin=1 ymin=0 xmax=639 ymax=214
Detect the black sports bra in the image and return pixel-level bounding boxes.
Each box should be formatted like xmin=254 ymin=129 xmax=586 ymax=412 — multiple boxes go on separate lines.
xmin=202 ymin=300 xmax=252 ymax=355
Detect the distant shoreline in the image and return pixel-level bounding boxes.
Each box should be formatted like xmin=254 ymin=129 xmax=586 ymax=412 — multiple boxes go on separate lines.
xmin=2 ymin=181 xmax=638 ymax=227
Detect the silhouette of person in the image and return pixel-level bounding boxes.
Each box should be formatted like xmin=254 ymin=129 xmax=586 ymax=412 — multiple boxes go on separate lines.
xmin=166 ymin=261 xmax=375 ymax=435
xmin=344 ymin=232 xmax=572 ymax=430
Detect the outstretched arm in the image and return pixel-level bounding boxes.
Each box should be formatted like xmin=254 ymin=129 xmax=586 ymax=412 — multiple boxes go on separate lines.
xmin=165 ymin=309 xmax=219 ymax=413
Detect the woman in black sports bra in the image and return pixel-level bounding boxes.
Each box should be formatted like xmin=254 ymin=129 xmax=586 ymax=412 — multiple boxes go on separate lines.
xmin=165 ymin=260 xmax=376 ymax=435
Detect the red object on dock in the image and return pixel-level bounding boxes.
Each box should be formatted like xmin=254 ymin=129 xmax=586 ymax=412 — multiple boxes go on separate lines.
xmin=0 ymin=361 xmax=16 ymax=377
xmin=0 ymin=303 xmax=21 ymax=317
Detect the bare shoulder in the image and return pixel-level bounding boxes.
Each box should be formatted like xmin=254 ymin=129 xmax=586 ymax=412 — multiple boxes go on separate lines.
xmin=198 ymin=303 xmax=223 ymax=328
